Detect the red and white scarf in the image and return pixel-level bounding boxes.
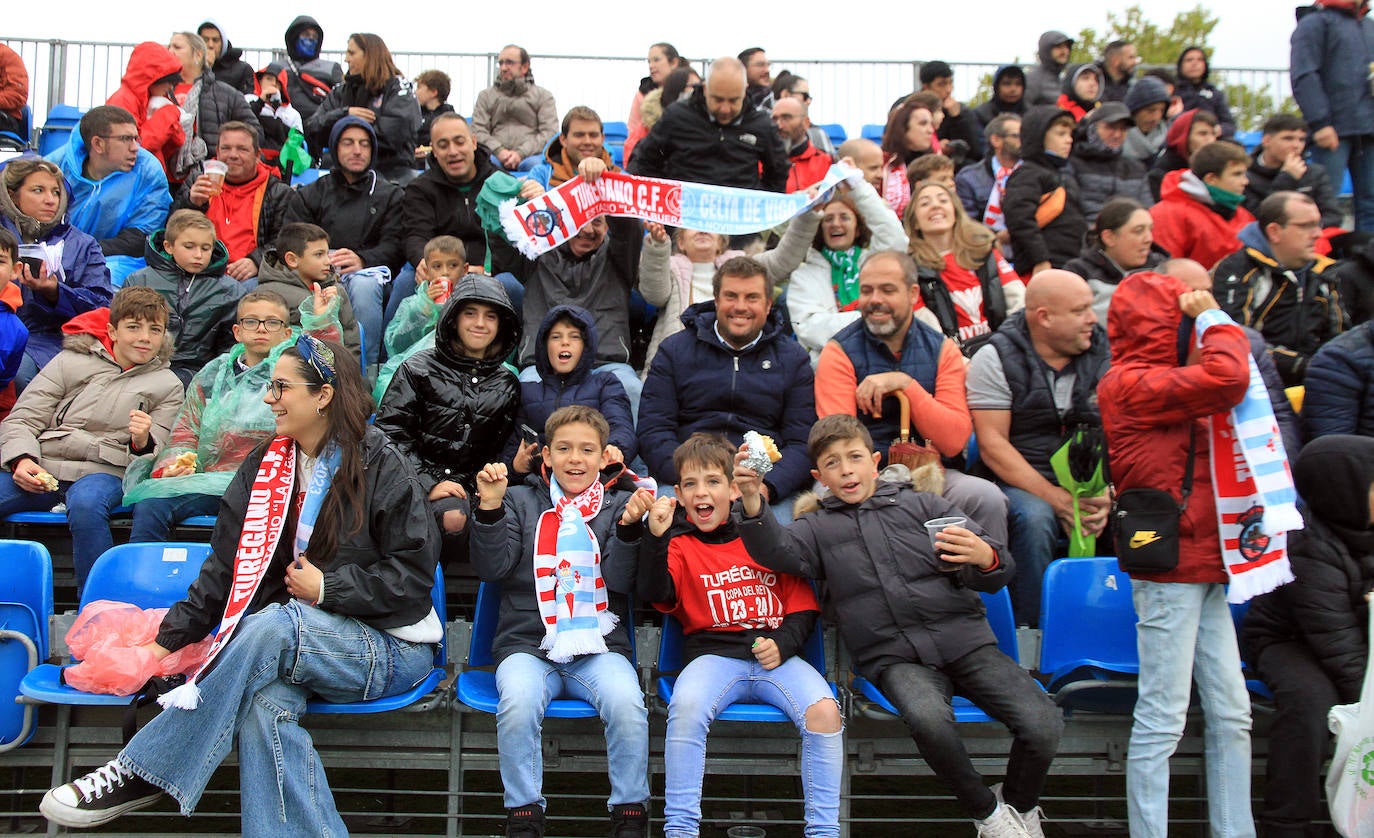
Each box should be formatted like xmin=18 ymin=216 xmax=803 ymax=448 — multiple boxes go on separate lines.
xmin=533 ymin=477 xmax=618 ymax=662
xmin=158 ymin=437 xmax=297 ymax=710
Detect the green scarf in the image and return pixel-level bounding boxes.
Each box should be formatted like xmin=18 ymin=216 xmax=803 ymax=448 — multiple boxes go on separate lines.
xmin=823 ymin=247 xmax=863 ymax=311
xmin=1205 ymin=183 xmax=1245 ymax=211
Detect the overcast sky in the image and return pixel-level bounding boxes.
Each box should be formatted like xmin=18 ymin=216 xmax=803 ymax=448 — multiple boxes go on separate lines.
xmin=10 ymin=0 xmax=1291 ymax=68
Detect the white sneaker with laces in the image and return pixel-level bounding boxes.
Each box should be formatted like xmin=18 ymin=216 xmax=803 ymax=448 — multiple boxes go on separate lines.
xmin=40 ymin=759 xmax=163 ymax=828
xmin=991 ymin=782 xmax=1046 ymax=837
xmin=976 ymin=801 xmax=1032 ymax=838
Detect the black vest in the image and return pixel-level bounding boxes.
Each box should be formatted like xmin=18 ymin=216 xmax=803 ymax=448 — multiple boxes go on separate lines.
xmin=916 ymin=254 xmax=1009 ymax=358
xmin=834 ymin=317 xmax=946 ymax=455
xmin=986 ymin=311 xmax=1110 ymax=481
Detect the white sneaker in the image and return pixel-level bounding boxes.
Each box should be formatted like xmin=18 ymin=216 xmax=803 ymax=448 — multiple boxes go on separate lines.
xmin=976 ymin=801 xmax=1031 ymax=838
xmin=991 ymin=782 xmax=1045 ymax=838
xmin=40 ymin=759 xmax=162 ymax=828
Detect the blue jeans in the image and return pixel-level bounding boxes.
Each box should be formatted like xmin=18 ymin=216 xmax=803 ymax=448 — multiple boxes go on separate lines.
xmin=0 ymin=471 xmax=122 ymax=591
xmin=664 ymin=654 xmax=842 ymax=838
xmin=340 ymin=268 xmax=391 ymax=369
xmin=1002 ymin=486 xmax=1060 ymax=628
xmin=1310 ymin=136 xmax=1374 ymax=231
xmin=118 ymin=601 xmax=435 ymax=836
xmin=518 ymin=362 xmax=643 ymax=424
xmin=877 ymin=644 xmax=1063 ymax=819
xmin=1127 ymin=580 xmax=1255 ymax=838
xmin=129 ymin=493 xmax=220 ymax=543
xmin=494 ymin=650 xmax=649 ymax=810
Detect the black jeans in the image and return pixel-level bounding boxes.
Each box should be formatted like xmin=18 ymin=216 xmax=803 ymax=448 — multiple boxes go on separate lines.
xmin=878 ymin=643 xmax=1064 ymax=818
xmin=1254 ymin=641 xmax=1342 ymax=838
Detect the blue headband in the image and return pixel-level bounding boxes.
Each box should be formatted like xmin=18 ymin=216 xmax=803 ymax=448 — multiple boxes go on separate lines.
xmin=297 ymin=334 xmax=336 ymax=385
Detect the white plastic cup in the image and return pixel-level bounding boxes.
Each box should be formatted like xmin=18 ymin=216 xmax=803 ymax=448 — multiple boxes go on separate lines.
xmin=924 ymin=516 xmax=968 ymax=571
xmin=203 ymin=160 xmax=228 ymax=195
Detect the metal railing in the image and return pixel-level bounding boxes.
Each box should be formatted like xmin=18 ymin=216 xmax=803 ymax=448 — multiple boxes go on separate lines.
xmin=3 ymin=38 xmax=1293 ymax=144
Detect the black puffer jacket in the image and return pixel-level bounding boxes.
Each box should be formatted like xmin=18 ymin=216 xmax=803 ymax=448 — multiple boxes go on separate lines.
xmin=1026 ymin=31 xmax=1072 ymax=106
xmin=1069 ymin=130 xmax=1153 ymax=226
xmin=1004 ymin=105 xmax=1086 ymax=273
xmin=737 ymin=480 xmax=1011 ymax=680
xmin=155 ymin=426 xmax=439 ymax=652
xmin=1243 ymin=435 xmax=1374 ymax=704
xmin=286 ymin=116 xmax=406 ymax=273
xmin=306 ymin=74 xmax=421 ymax=182
xmin=1303 ymin=321 xmax=1374 ymax=440
xmin=1244 ymin=156 xmax=1342 ymax=229
xmin=629 ymin=84 xmax=790 ymax=191
xmin=1335 ymin=240 xmax=1374 ymax=326
xmin=189 ymin=67 xmax=261 ymax=154
xmin=375 ymin=274 xmax=521 ymax=495
xmin=401 ymin=151 xmax=515 ymax=273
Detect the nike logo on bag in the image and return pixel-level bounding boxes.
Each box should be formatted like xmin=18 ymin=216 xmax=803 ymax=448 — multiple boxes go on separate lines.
xmin=1129 ymin=531 xmax=1162 ymax=548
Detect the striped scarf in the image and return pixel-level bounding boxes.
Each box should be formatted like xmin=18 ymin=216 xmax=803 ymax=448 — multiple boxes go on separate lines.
xmin=533 ymin=477 xmax=619 ymax=662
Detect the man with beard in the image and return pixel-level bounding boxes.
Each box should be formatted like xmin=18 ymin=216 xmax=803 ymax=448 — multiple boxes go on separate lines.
xmin=956 ymin=114 xmax=1022 ymax=246
xmin=772 ymin=97 xmax=834 ymax=192
xmin=471 ymin=45 xmax=559 ymax=172
xmin=813 ymin=249 xmax=1009 ymax=545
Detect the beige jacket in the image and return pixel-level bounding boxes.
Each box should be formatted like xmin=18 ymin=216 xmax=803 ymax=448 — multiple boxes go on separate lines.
xmin=470 ymin=82 xmax=559 ymax=161
xmin=637 ymin=210 xmax=821 ymax=374
xmin=0 ymin=328 xmax=182 ymax=483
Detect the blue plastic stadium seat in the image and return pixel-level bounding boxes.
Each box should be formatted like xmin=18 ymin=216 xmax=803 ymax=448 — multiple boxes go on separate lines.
xmin=601 ymin=120 xmax=629 ymax=169
xmin=457 ymin=581 xmax=603 ymax=718
xmin=656 ymin=613 xmax=834 ymax=723
xmin=1233 ymin=130 xmax=1262 ymax=154
xmin=19 ymin=543 xmax=211 ymax=707
xmin=853 ymin=588 xmax=1035 ymax=722
xmin=38 ymin=104 xmax=84 ymax=157
xmin=307 ymin=564 xmax=448 ymax=713
xmin=964 ymin=433 xmax=980 ymax=474
xmin=860 ymin=123 xmax=885 ymax=142
xmin=0 ymin=540 xmax=52 ymax=751
xmin=0 ymin=105 xmax=32 ymax=150
xmin=293 ymin=167 xmax=327 ymax=187
xmin=179 ymin=515 xmax=218 ymax=528
xmin=1228 ymin=600 xmax=1273 ymax=700
xmin=6 ymin=505 xmax=133 ymax=526
xmin=819 ymin=123 xmax=847 ymax=149
xmin=1038 ymin=556 xmax=1139 ymax=714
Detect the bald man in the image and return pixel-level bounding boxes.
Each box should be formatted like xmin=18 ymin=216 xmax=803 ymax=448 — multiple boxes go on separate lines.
xmin=966 ymin=269 xmax=1112 ymax=626
xmin=773 ymin=96 xmax=834 ymax=192
xmin=630 ymin=56 xmax=790 ymax=191
xmin=837 ymin=137 xmax=884 ymax=193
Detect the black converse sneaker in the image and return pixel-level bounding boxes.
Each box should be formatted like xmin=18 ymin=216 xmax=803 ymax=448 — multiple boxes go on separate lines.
xmin=610 ymin=802 xmax=648 ymax=837
xmin=505 ymin=805 xmax=545 ymax=837
xmin=40 ymin=759 xmax=163 ymax=828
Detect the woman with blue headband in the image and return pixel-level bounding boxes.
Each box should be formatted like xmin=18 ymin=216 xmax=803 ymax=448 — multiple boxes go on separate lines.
xmin=41 ymin=334 xmax=441 ymax=836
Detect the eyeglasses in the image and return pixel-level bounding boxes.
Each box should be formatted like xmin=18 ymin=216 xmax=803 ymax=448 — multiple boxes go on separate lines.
xmin=100 ymin=134 xmax=140 ymax=145
xmin=268 ymin=378 xmax=315 ymax=400
xmin=238 ymin=317 xmax=287 ymax=332
xmin=793 ymin=91 xmax=812 ymax=102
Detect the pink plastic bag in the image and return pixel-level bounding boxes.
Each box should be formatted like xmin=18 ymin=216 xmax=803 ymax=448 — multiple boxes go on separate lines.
xmin=62 ymin=600 xmax=213 ymax=696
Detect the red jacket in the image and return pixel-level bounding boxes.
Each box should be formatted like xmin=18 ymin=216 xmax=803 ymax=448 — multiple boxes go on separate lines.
xmin=106 ymin=42 xmax=185 ymax=173
xmin=0 ymin=44 xmax=28 ymax=119
xmin=785 ymin=139 xmax=833 ymax=193
xmin=1150 ymin=168 xmax=1255 ymax=271
xmin=1097 ymin=272 xmax=1251 ymax=584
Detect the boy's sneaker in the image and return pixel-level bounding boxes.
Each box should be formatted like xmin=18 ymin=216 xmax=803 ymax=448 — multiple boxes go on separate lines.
xmin=505 ymin=806 xmax=545 ymax=838
xmin=992 ymin=781 xmax=1045 ymax=838
xmin=609 ymin=802 xmax=648 ymax=837
xmin=976 ymin=800 xmax=1032 ymax=838
xmin=40 ymin=759 xmax=163 ymax=828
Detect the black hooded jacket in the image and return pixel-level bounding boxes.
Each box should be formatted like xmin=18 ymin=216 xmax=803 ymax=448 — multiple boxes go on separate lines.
xmin=1174 ymin=46 xmax=1236 ymax=137
xmin=628 ymin=84 xmax=790 ymax=191
xmin=306 ymin=73 xmax=421 ymax=182
xmin=401 ymin=150 xmax=515 ymax=273
xmin=1003 ymin=105 xmax=1086 ymax=273
xmin=1027 ymin=31 xmax=1073 ymax=106
xmin=198 ymin=21 xmax=254 ymax=94
xmin=281 ymin=15 xmax=344 ymax=121
xmin=375 ymin=274 xmax=522 ymax=495
xmin=1243 ymin=435 xmax=1374 ymax=704
xmin=286 ymin=116 xmax=405 ymax=273
xmin=972 ymin=65 xmax=1030 ymax=137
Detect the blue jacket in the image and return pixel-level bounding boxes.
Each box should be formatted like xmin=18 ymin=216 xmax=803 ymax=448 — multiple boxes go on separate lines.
xmin=1303 ymin=321 xmax=1374 ymax=440
xmin=638 ymin=301 xmax=816 ymax=497
xmin=513 ymin=304 xmax=637 ymax=463
xmin=47 ymin=132 xmax=171 ymax=285
xmin=1291 ymin=3 xmax=1374 ymax=136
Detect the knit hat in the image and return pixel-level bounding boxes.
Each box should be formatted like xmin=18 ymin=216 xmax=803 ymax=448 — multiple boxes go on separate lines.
xmin=1125 ymin=76 xmax=1171 ymax=114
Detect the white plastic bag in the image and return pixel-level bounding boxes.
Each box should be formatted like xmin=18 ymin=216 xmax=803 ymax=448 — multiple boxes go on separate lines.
xmin=1327 ymin=607 xmax=1374 ymax=837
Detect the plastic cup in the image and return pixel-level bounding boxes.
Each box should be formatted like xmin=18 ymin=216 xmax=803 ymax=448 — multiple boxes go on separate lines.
xmin=924 ymin=516 xmax=967 ymax=571
xmin=203 ymin=160 xmax=228 ymax=195
xmin=725 ymin=827 xmax=767 ymax=838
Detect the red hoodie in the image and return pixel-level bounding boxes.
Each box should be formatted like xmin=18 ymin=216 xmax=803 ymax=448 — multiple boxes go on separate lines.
xmin=61 ymin=307 xmax=115 ymax=357
xmin=1150 ymin=168 xmax=1255 ymax=271
xmin=209 ymin=162 xmax=273 ymax=262
xmin=106 ymin=42 xmax=185 ymax=172
xmin=1097 ymin=272 xmax=1250 ymax=584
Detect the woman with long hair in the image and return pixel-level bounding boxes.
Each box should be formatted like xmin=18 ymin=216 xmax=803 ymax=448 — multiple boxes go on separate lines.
xmin=905 ymin=180 xmax=1025 ymax=356
xmin=0 ymin=157 xmax=113 ymax=380
xmin=1063 ymin=197 xmax=1168 ymax=323
xmin=166 ymin=31 xmax=259 ymax=180
xmin=879 ymin=94 xmax=941 ymax=216
xmin=307 ymin=32 xmax=421 ymax=182
xmin=626 ymin=61 xmax=697 ymax=168
xmin=40 ymin=335 xmax=440 ymax=836
xmin=626 ymin=43 xmax=681 ymax=143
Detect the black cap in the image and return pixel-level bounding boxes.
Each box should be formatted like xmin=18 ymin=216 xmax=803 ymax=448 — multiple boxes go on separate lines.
xmin=1088 ymin=101 xmax=1133 ymax=126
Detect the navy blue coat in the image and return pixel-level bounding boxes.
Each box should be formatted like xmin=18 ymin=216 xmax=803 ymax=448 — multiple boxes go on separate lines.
xmin=511 ymin=304 xmax=637 ymax=463
xmin=638 ymin=301 xmax=816 ymax=498
xmin=1291 ymin=3 xmax=1374 ymax=137
xmin=1303 ymin=321 xmax=1374 ymax=440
